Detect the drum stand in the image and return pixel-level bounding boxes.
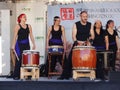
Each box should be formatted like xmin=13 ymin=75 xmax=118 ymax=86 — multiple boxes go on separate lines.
xmin=73 ymin=69 xmax=96 ymax=80
xmin=97 ymin=51 xmax=113 ymax=79
xmin=48 ymin=52 xmax=64 ymax=78
xmin=20 ymin=66 xmax=39 ymax=80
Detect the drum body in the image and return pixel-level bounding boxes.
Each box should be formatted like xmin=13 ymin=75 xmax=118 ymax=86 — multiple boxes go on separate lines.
xmin=22 ymin=50 xmax=40 ymax=66
xmin=48 ymin=45 xmax=64 ymax=53
xmin=72 ymin=46 xmax=96 ymax=69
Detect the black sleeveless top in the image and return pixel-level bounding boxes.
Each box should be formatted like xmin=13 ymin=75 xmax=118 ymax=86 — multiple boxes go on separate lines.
xmin=17 ymin=24 xmax=30 ymax=41
xmin=51 ymin=25 xmax=62 ymax=39
xmin=15 ymin=24 xmax=30 ymax=57
xmin=105 ymin=30 xmax=118 ymax=51
xmin=49 ymin=25 xmax=63 ymax=46
xmin=76 ymin=21 xmax=91 ymax=41
xmin=93 ymin=29 xmax=105 ymax=50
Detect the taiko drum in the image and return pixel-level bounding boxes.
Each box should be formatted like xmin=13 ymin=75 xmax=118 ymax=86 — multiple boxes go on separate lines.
xmin=48 ymin=45 xmax=64 ymax=53
xmin=72 ymin=46 xmax=96 ymax=70
xmin=22 ymin=50 xmax=40 ymax=66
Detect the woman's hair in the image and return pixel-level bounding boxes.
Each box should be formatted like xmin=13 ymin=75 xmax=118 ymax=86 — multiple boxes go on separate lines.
xmin=53 ymin=16 xmax=60 ymax=25
xmin=106 ymin=20 xmax=114 ymax=30
xmin=93 ymin=20 xmax=104 ymax=34
xmin=53 ymin=16 xmax=60 ymax=21
xmin=17 ymin=13 xmax=26 ymax=23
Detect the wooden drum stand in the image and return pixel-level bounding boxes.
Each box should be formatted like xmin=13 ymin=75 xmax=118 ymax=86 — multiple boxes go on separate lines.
xmin=20 ymin=50 xmax=40 ymax=80
xmin=96 ymin=51 xmax=113 ymax=69
xmin=48 ymin=52 xmax=64 ymax=78
xmin=20 ymin=66 xmax=39 ymax=80
xmin=73 ymin=69 xmax=96 ymax=80
xmin=72 ymin=46 xmax=96 ymax=80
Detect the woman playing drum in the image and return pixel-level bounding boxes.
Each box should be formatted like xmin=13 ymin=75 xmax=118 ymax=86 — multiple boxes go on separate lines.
xmin=45 ymin=16 xmax=66 ymax=75
xmin=11 ymin=13 xmax=36 ymax=80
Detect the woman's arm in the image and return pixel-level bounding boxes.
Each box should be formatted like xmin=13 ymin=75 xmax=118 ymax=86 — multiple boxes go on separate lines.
xmin=61 ymin=26 xmax=66 ymax=52
xmin=46 ymin=26 xmax=52 ymax=50
xmin=116 ymin=35 xmax=120 ymax=52
xmin=11 ymin=24 xmax=20 ymax=50
xmin=28 ymin=24 xmax=36 ymax=50
xmin=72 ymin=24 xmax=77 ymax=42
xmin=105 ymin=35 xmax=109 ymax=50
xmin=90 ymin=25 xmax=94 ymax=40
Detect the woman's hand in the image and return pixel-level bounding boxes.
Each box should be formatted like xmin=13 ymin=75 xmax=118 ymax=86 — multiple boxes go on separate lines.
xmin=11 ymin=45 xmax=15 ymax=51
xmin=46 ymin=45 xmax=49 ymax=51
xmin=32 ymin=44 xmax=36 ymax=50
xmin=64 ymin=45 xmax=66 ymax=53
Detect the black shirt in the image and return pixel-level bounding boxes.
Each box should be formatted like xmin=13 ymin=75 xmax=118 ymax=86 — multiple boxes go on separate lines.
xmin=18 ymin=24 xmax=30 ymax=41
xmin=75 ymin=21 xmax=91 ymax=41
xmin=51 ymin=25 xmax=62 ymax=40
xmin=105 ymin=30 xmax=118 ymax=51
xmin=49 ymin=25 xmax=63 ymax=46
xmin=93 ymin=29 xmax=105 ymax=51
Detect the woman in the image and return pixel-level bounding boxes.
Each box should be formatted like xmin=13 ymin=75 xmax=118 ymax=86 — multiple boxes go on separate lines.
xmin=45 ymin=16 xmax=66 ymax=75
xmin=105 ymin=20 xmax=119 ymax=71
xmin=93 ymin=20 xmax=105 ymax=80
xmin=93 ymin=20 xmax=105 ymax=51
xmin=11 ymin=13 xmax=36 ymax=79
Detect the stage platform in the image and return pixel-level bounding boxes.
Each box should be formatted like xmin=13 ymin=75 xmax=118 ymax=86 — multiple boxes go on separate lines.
xmin=0 ymin=76 xmax=120 ymax=90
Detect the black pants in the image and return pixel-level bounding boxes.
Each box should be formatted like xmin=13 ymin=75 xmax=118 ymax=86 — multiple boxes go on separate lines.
xmin=60 ymin=43 xmax=76 ymax=79
xmin=50 ymin=55 xmax=62 ymax=72
xmin=59 ymin=53 xmax=72 ymax=78
xmin=108 ymin=50 xmax=116 ymax=71
xmin=13 ymin=56 xmax=22 ymax=78
xmin=13 ymin=41 xmax=30 ymax=79
xmin=96 ymin=53 xmax=104 ymax=79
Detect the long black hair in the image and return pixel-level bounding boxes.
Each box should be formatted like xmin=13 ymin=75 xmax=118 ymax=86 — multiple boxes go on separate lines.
xmin=93 ymin=20 xmax=104 ymax=34
xmin=106 ymin=20 xmax=114 ymax=30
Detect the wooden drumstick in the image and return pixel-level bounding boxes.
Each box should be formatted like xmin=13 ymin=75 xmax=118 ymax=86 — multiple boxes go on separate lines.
xmin=12 ymin=49 xmax=19 ymax=61
xmin=10 ymin=49 xmax=16 ymax=67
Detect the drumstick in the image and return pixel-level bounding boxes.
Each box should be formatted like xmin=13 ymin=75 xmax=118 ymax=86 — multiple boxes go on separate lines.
xmin=12 ymin=49 xmax=19 ymax=61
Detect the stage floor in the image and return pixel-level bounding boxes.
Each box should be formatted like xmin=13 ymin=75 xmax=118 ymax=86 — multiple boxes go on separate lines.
xmin=0 ymin=77 xmax=120 ymax=90
xmin=0 ymin=76 xmax=106 ymax=82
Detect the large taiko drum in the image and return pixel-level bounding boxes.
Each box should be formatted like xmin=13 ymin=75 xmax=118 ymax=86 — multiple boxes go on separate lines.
xmin=48 ymin=45 xmax=64 ymax=53
xmin=72 ymin=46 xmax=96 ymax=70
xmin=22 ymin=50 xmax=40 ymax=66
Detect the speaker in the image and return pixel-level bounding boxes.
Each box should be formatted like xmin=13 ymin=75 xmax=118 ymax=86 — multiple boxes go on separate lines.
xmin=109 ymin=71 xmax=120 ymax=82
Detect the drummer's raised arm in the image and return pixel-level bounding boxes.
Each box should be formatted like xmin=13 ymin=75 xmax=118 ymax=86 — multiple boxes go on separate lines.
xmin=72 ymin=24 xmax=77 ymax=42
xmin=61 ymin=26 xmax=66 ymax=51
xmin=29 ymin=24 xmax=36 ymax=50
xmin=90 ymin=25 xmax=94 ymax=40
xmin=46 ymin=26 xmax=52 ymax=49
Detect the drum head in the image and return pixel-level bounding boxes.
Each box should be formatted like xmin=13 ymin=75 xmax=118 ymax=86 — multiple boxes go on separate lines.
xmin=48 ymin=45 xmax=64 ymax=53
xmin=73 ymin=46 xmax=95 ymax=50
xmin=23 ymin=50 xmax=39 ymax=54
xmin=49 ymin=45 xmax=63 ymax=48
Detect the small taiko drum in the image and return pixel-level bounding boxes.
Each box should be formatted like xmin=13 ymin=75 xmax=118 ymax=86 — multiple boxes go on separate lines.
xmin=72 ymin=46 xmax=96 ymax=70
xmin=48 ymin=45 xmax=64 ymax=53
xmin=22 ymin=50 xmax=40 ymax=66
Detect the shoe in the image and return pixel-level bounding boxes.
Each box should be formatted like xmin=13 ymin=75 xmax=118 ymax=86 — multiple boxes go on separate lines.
xmin=13 ymin=77 xmax=20 ymax=80
xmin=57 ymin=77 xmax=69 ymax=80
xmin=57 ymin=77 xmax=64 ymax=80
xmin=64 ymin=77 xmax=69 ymax=80
xmin=7 ymin=75 xmax=13 ymax=78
